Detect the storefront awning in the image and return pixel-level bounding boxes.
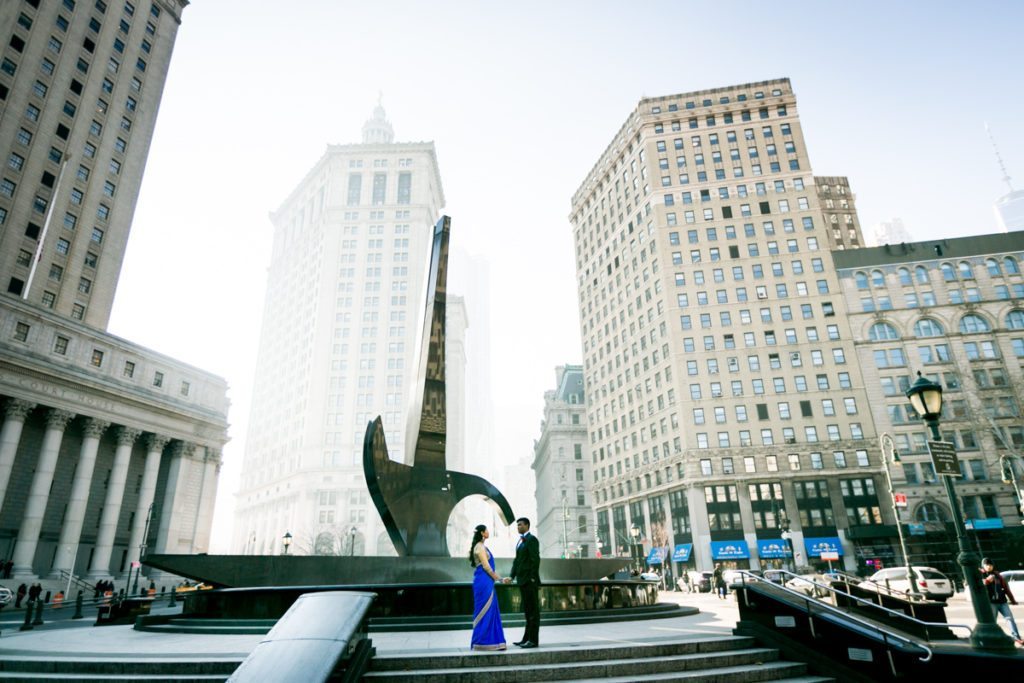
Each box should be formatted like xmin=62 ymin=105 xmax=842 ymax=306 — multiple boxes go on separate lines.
xmin=710 ymin=540 xmax=750 ymax=560
xmin=646 ymin=547 xmax=667 ymax=564
xmin=671 ymin=543 xmax=693 ymax=562
xmin=804 ymin=536 xmax=843 ymax=557
xmin=756 ymin=539 xmax=791 ymax=559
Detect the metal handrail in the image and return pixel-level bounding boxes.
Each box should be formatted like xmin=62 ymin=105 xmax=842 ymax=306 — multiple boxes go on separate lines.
xmin=731 ymin=570 xmax=941 ymax=662
xmin=735 ymin=569 xmax=972 ymax=638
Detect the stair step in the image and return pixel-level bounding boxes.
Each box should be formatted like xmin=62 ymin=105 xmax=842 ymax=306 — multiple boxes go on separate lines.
xmin=0 ymin=675 xmax=228 ymax=682
xmin=0 ymin=657 xmax=241 ymax=676
xmin=541 ymin=664 xmax=813 ymax=683
xmin=364 ymin=648 xmax=785 ymax=681
xmin=371 ymin=636 xmax=755 ymax=671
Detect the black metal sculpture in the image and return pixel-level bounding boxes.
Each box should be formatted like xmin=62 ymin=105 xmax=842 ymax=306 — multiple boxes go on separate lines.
xmin=363 ymin=216 xmax=515 ymax=556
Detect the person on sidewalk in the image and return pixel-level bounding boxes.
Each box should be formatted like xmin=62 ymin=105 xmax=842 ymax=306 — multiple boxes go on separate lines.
xmin=980 ymin=558 xmax=1022 ymax=646
xmin=506 ymin=517 xmax=541 ymax=649
xmin=713 ymin=564 xmax=727 ymax=599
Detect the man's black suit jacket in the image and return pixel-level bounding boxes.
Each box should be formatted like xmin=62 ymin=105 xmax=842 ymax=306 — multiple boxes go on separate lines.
xmin=510 ymin=533 xmax=541 ymax=584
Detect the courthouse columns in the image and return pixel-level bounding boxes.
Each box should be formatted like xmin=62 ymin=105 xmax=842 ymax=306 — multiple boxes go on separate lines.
xmin=88 ymin=426 xmax=141 ymax=579
xmin=154 ymin=440 xmax=193 ymax=554
xmin=190 ymin=449 xmax=221 ymax=553
xmin=50 ymin=418 xmax=110 ymax=578
xmin=12 ymin=408 xmax=76 ymax=578
xmin=125 ymin=434 xmax=169 ymax=572
xmin=0 ymin=399 xmax=36 ymax=515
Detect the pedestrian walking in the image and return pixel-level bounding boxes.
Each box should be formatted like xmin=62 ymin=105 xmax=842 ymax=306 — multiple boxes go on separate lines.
xmin=980 ymin=558 xmax=1022 ymax=646
xmin=15 ymin=583 xmax=26 ymax=608
xmin=713 ymin=563 xmax=727 ymax=599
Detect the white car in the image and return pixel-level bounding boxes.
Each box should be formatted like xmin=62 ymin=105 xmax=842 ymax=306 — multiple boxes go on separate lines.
xmin=1001 ymin=570 xmax=1024 ymax=598
xmin=784 ymin=573 xmax=831 ymax=598
xmin=861 ymin=566 xmax=953 ymax=601
xmin=0 ymin=587 xmax=12 ymax=606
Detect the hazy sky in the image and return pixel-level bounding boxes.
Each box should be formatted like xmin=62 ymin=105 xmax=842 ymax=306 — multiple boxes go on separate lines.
xmin=106 ymin=1 xmax=1024 ymax=551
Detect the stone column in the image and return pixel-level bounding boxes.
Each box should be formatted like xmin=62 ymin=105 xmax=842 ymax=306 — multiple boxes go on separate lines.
xmin=125 ymin=434 xmax=169 ymax=572
xmin=735 ymin=483 xmax=758 ymax=569
xmin=687 ymin=483 xmax=712 ymax=571
xmin=11 ymin=408 xmax=76 ymax=578
xmin=147 ymin=440 xmax=192 ymax=586
xmin=87 ymin=426 xmax=141 ymax=579
xmin=0 ymin=399 xmax=36 ymax=514
xmin=154 ymin=441 xmax=194 ymax=554
xmin=190 ymin=449 xmax=221 ymax=554
xmin=49 ymin=418 xmax=110 ymax=578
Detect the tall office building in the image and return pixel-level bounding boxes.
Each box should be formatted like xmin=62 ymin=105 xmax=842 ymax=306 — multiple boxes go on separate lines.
xmin=815 ymin=176 xmax=863 ymax=250
xmin=987 ymin=124 xmax=1024 ymax=233
xmin=869 ymin=218 xmax=913 ymax=247
xmin=533 ymin=365 xmax=592 ymax=559
xmin=570 ymin=79 xmax=897 ymax=576
xmin=233 ymin=106 xmax=463 ymax=557
xmin=0 ymin=1 xmax=228 ymax=582
xmin=834 ymin=233 xmax=1024 ymax=573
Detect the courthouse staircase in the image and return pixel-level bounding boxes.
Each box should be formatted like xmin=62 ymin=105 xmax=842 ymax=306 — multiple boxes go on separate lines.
xmin=363 ymin=635 xmax=832 ymax=682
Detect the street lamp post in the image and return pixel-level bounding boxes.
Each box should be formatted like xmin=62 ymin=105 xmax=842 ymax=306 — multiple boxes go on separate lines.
xmin=906 ymin=372 xmax=1015 ymax=651
xmin=879 ymin=433 xmax=919 ymax=597
xmin=1000 ymin=454 xmax=1024 ymax=517
xmin=282 ymin=531 xmax=292 ymax=555
xmin=349 ymin=527 xmax=357 ymax=557
xmin=779 ymin=524 xmax=794 ymax=573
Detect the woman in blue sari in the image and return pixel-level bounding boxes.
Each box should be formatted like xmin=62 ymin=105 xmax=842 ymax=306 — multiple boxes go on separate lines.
xmin=469 ymin=524 xmax=506 ymax=651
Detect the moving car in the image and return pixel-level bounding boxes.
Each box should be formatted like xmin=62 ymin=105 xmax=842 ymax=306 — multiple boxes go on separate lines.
xmin=679 ymin=570 xmax=713 ymax=592
xmin=784 ymin=573 xmax=831 ymax=598
xmin=861 ymin=567 xmax=953 ymax=601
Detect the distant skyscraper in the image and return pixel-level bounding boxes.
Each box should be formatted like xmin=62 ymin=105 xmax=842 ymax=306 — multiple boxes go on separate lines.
xmin=987 ymin=125 xmax=1024 ymax=232
xmin=233 ymin=105 xmax=462 ymax=557
xmin=869 ymin=218 xmax=913 ymax=247
xmin=0 ymin=1 xmax=227 ymax=584
xmin=815 ymin=177 xmax=864 ymax=250
xmin=532 ymin=365 xmax=592 ymax=559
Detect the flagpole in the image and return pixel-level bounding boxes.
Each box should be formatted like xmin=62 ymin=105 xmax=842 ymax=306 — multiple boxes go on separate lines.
xmin=23 ymin=156 xmax=71 ymax=299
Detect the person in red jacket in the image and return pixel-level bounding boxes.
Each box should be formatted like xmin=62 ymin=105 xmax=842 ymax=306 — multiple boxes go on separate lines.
xmin=981 ymin=558 xmax=1022 ymax=645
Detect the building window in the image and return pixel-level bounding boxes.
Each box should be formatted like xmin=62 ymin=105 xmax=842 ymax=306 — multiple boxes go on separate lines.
xmin=53 ymin=335 xmax=69 ymax=355
xmin=180 ymin=381 xmax=190 ymax=397
xmin=396 ymin=172 xmax=411 ymax=205
xmin=14 ymin=322 xmax=30 ymax=342
xmin=153 ymin=371 xmax=164 ymax=387
xmin=41 ymin=291 xmax=56 ymax=308
xmin=91 ymin=349 xmax=104 ymax=367
xmin=123 ymin=360 xmax=135 ymax=378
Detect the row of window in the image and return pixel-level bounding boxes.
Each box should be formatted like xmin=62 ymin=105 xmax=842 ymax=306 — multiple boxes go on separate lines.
xmin=853 ymin=257 xmax=1022 ymax=290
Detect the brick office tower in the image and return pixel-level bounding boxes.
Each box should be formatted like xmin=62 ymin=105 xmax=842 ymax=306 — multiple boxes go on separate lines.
xmin=570 ymin=79 xmax=901 ymax=577
xmin=0 ymin=1 xmax=227 ymax=583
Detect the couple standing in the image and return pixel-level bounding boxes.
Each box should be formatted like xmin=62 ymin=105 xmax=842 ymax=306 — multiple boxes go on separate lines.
xmin=470 ymin=517 xmax=540 ymax=651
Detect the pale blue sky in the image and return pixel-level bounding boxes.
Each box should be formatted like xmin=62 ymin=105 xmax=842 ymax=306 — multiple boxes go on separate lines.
xmin=108 ymin=1 xmax=1024 ymax=549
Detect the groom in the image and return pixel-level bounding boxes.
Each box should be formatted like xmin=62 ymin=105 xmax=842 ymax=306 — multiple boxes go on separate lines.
xmin=506 ymin=517 xmax=541 ymax=648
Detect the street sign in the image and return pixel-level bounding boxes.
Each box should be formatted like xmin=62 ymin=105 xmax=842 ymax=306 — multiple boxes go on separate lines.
xmin=893 ymin=493 xmax=908 ymax=508
xmin=927 ymin=440 xmax=960 ymax=477
xmin=820 ymin=551 xmax=840 ymax=561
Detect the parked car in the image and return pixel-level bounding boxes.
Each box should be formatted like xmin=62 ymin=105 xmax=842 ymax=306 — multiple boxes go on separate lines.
xmin=861 ymin=567 xmax=953 ymax=601
xmin=723 ymin=569 xmax=761 ymax=586
xmin=639 ymin=571 xmax=662 ymax=584
xmin=0 ymin=586 xmax=12 ymax=606
xmin=1001 ymin=570 xmax=1024 ymax=598
xmin=679 ymin=570 xmax=713 ymax=593
xmin=784 ymin=573 xmax=832 ymax=598
xmin=763 ymin=569 xmax=787 ymax=585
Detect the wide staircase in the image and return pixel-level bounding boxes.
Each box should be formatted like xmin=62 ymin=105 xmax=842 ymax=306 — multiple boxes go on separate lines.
xmin=363 ymin=635 xmax=832 ymax=682
xmin=0 ymin=656 xmax=243 ymax=681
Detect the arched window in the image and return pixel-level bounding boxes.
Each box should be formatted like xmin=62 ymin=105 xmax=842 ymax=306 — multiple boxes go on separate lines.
xmin=1006 ymin=256 xmax=1021 ymax=274
xmin=913 ymin=318 xmax=945 ymax=337
xmin=941 ymin=263 xmax=957 ymax=281
xmin=986 ymin=258 xmax=1002 ymax=276
xmin=869 ymin=322 xmax=900 ymax=341
xmin=871 ymin=269 xmax=885 ymax=288
xmin=959 ymin=314 xmax=990 ymax=334
xmin=314 ymin=532 xmax=335 ymax=556
xmin=1007 ymin=310 xmax=1024 ymax=330
xmin=917 ymin=502 xmax=949 ymax=523
xmin=854 ymin=271 xmax=869 ymax=290
xmin=915 ymin=265 xmax=929 ymax=283
xmin=897 ymin=268 xmax=912 ymax=286
xmin=958 ymin=261 xmax=974 ymax=279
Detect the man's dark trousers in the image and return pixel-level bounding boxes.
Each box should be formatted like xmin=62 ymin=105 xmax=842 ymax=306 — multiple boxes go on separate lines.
xmin=511 ymin=532 xmax=541 ymax=644
xmin=520 ymin=580 xmax=540 ymax=644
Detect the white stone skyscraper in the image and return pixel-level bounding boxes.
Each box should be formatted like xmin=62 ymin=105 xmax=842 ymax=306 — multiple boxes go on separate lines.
xmin=233 ymin=105 xmax=465 ymax=557
xmin=987 ymin=125 xmax=1024 ymax=233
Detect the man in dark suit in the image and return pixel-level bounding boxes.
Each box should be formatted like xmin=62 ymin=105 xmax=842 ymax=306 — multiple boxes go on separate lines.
xmin=506 ymin=517 xmax=541 ymax=648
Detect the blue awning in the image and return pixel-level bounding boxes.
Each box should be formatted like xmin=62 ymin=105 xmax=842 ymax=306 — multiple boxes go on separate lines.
xmin=672 ymin=543 xmax=693 ymax=562
xmin=804 ymin=536 xmax=843 ymax=557
xmin=756 ymin=539 xmax=792 ymax=559
xmin=966 ymin=518 xmax=1004 ymax=530
xmin=646 ymin=547 xmax=667 ymax=564
xmin=710 ymin=540 xmax=750 ymax=560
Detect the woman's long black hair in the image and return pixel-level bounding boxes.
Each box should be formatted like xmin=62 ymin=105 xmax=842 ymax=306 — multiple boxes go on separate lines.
xmin=468 ymin=524 xmax=487 ymax=565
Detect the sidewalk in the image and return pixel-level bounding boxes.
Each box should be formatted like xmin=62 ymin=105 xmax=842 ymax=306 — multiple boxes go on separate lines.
xmin=0 ymin=592 xmax=734 ymax=659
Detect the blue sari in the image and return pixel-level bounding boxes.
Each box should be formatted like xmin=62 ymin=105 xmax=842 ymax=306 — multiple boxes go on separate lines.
xmin=471 ymin=545 xmax=506 ymax=651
